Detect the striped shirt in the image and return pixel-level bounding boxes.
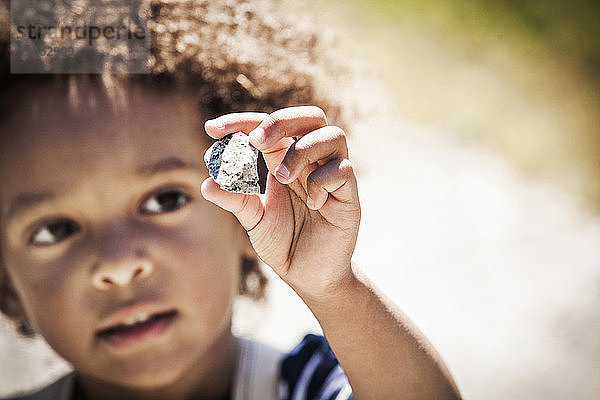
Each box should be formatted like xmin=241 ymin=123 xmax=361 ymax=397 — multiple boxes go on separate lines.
xmin=278 ymin=334 xmax=353 ymax=400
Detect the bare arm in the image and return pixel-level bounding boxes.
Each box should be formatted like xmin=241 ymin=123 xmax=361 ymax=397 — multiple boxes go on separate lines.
xmin=202 ymin=106 xmax=461 ymax=400
xmin=301 ymin=265 xmax=461 ymax=400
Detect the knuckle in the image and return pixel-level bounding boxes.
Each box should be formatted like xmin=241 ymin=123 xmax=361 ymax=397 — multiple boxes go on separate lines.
xmin=325 ymin=126 xmax=348 ymax=155
xmin=308 ymin=105 xmax=325 ymax=115
xmin=310 ymin=106 xmax=327 ymax=124
xmin=338 ymin=158 xmax=354 ymax=175
xmin=328 ymin=126 xmax=347 ymax=143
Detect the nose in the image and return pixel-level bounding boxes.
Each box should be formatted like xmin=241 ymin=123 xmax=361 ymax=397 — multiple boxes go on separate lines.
xmin=92 ymin=220 xmax=154 ymax=290
xmin=92 ymin=256 xmax=153 ymax=290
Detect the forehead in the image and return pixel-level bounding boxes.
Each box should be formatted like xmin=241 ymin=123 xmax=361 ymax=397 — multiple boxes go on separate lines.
xmin=0 ymin=80 xmax=210 ymax=209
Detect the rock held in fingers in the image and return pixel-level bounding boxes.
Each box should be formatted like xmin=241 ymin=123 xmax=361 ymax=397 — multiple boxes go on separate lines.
xmin=204 ymin=132 xmax=260 ymax=194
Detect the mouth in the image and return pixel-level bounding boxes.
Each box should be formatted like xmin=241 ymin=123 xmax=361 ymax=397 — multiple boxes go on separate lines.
xmin=96 ymin=309 xmax=178 ymax=348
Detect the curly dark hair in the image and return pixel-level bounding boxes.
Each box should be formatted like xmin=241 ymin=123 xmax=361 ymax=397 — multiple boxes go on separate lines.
xmin=0 ymin=0 xmax=352 ymax=336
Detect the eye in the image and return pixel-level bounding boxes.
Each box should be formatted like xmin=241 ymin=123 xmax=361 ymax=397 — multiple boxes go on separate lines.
xmin=140 ymin=189 xmax=191 ymax=215
xmin=29 ymin=219 xmax=80 ymax=246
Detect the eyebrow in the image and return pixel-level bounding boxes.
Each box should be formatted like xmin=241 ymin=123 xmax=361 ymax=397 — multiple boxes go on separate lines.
xmin=5 ymin=191 xmax=55 ymax=224
xmin=5 ymin=157 xmax=197 ymax=223
xmin=136 ymin=156 xmax=194 ymax=176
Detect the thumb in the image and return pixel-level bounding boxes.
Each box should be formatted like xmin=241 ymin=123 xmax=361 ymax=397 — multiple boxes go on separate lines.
xmin=200 ymin=178 xmax=265 ymax=232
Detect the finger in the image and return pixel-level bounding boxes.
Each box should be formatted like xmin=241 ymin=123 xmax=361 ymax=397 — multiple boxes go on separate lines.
xmin=204 ymin=112 xmax=268 ymax=139
xmin=305 ymin=158 xmax=358 ymax=210
xmin=248 ymin=106 xmax=327 ymax=151
xmin=204 ymin=111 xmax=292 ymax=173
xmin=274 ymin=126 xmax=349 ymax=185
xmin=200 ymin=178 xmax=265 ymax=232
xmin=259 ymin=138 xmax=295 ymax=174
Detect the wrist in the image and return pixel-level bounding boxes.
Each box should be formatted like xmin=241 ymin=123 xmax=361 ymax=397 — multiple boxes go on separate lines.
xmin=296 ymin=263 xmax=361 ymax=309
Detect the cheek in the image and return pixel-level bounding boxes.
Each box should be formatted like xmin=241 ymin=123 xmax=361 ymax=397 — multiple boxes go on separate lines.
xmin=155 ymin=201 xmax=240 ymax=267
xmin=3 ymin=240 xmax=95 ymax=327
xmin=34 ymin=289 xmax=88 ymax=342
xmin=2 ymin=243 xmax=82 ymax=313
xmin=159 ymin=226 xmax=240 ymax=291
xmin=15 ymin=271 xmax=93 ymax=364
xmin=145 ymin=205 xmax=241 ymax=292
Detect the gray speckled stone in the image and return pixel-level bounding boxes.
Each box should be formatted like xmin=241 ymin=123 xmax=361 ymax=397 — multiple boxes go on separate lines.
xmin=204 ymin=132 xmax=260 ymax=194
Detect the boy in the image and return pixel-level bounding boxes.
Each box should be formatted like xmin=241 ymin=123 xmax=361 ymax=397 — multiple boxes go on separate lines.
xmin=0 ymin=1 xmax=461 ymax=399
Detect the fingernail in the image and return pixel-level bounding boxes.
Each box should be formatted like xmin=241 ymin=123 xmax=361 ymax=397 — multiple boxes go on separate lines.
xmin=250 ymin=128 xmax=265 ymax=144
xmin=306 ymin=196 xmax=316 ymax=210
xmin=207 ymin=119 xmax=224 ymax=129
xmin=276 ymin=164 xmax=290 ymax=180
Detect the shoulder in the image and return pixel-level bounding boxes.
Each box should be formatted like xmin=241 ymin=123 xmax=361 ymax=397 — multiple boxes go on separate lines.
xmin=1 ymin=373 xmax=75 ymax=400
xmin=278 ymin=334 xmax=353 ymax=400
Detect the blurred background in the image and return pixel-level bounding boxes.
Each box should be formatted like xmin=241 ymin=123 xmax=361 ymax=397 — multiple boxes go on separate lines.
xmin=2 ymin=1 xmax=599 ymax=398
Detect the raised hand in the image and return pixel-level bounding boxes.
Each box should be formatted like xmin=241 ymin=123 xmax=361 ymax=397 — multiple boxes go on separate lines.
xmin=202 ymin=106 xmax=361 ymax=300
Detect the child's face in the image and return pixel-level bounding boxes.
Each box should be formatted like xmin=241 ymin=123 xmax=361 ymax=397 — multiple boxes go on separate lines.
xmin=0 ymin=82 xmax=246 ymax=387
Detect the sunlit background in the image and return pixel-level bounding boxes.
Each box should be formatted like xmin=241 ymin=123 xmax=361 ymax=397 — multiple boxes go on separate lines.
xmin=2 ymin=1 xmax=599 ymax=398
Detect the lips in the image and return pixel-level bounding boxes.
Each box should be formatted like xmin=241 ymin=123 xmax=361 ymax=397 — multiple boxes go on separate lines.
xmin=96 ymin=303 xmax=178 ymax=348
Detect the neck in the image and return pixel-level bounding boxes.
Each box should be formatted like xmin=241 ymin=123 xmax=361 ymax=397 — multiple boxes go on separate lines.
xmin=77 ymin=329 xmax=238 ymax=400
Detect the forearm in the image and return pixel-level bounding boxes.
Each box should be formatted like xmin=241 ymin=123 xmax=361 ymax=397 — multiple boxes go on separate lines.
xmin=300 ymin=264 xmax=461 ymax=400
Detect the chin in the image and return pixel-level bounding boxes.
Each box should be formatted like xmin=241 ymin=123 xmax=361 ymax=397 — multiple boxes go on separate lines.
xmin=80 ymin=353 xmax=192 ymax=392
xmin=122 ymin=366 xmax=185 ymax=388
